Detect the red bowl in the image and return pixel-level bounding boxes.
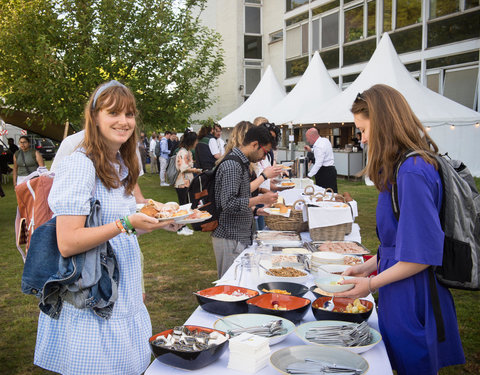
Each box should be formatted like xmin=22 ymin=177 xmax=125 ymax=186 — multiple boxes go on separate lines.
xmin=246 ymin=293 xmax=311 ymax=323
xmin=312 ymin=297 xmax=373 ymax=323
xmin=149 ymin=325 xmax=228 ymax=370
xmin=194 ymin=285 xmax=259 ymax=316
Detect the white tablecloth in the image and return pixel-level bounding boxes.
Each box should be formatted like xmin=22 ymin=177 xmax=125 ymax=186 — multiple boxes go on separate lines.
xmin=145 ymin=233 xmax=392 ymax=375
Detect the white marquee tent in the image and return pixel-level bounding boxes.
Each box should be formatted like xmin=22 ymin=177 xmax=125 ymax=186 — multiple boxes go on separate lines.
xmin=267 ymin=51 xmax=340 ymax=125
xmin=294 ymin=34 xmax=480 ymax=176
xmin=218 ymin=65 xmax=285 ymax=128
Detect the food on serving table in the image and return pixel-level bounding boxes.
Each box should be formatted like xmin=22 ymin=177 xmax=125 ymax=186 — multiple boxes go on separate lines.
xmin=256 ymin=231 xmax=300 ymax=241
xmin=329 ymin=276 xmax=345 ymax=285
xmin=266 ymin=267 xmax=307 ymax=277
xmin=316 ymin=241 xmax=368 ymax=254
xmin=140 ymin=199 xmax=185 ymax=219
xmin=344 ymin=255 xmax=363 ymax=265
xmin=281 ymin=181 xmax=295 ymax=187
xmin=280 ymin=165 xmax=291 ymax=170
xmin=247 ymin=294 xmax=311 ymax=324
xmin=311 ymin=297 xmax=374 ymax=323
xmin=270 ymin=255 xmax=300 ymax=266
xmin=150 ymin=325 xmax=227 ymax=352
xmin=207 ymin=291 xmax=252 ymax=302
xmin=272 ymin=301 xmax=287 ymax=310
xmin=262 ymin=288 xmax=291 ymax=295
xmin=282 ymin=247 xmax=310 ymax=254
xmin=312 ymin=286 xmax=334 ymax=297
xmin=185 ymin=209 xmax=211 ymax=219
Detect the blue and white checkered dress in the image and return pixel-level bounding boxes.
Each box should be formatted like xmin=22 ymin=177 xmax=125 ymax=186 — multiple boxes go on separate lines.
xmin=34 ymin=151 xmax=152 ymax=375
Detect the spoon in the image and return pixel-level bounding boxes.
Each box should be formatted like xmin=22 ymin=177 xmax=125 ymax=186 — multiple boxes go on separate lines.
xmin=323 ymin=295 xmax=334 ymax=311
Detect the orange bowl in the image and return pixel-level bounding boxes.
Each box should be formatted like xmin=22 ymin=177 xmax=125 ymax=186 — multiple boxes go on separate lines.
xmin=246 ymin=293 xmax=311 ymax=323
xmin=194 ymin=285 xmax=259 ymax=316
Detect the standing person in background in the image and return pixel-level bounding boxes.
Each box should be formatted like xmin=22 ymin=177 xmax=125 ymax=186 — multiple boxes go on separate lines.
xmin=305 ymin=127 xmax=337 ymax=192
xmin=213 ymin=123 xmax=225 ymax=156
xmin=13 ymin=136 xmax=44 ymax=187
xmin=149 ymin=134 xmax=158 ymax=174
xmin=170 ymin=132 xmax=179 ymax=156
xmin=33 ymin=80 xmax=180 ymax=375
xmin=7 ymin=137 xmax=19 ymax=164
xmin=338 ymin=84 xmax=464 ymax=375
xmin=158 ymin=131 xmax=171 ymax=186
xmin=195 ymin=125 xmax=216 ymax=170
xmin=212 ymin=125 xmax=279 ymax=277
xmin=174 ymin=130 xmax=202 ymax=236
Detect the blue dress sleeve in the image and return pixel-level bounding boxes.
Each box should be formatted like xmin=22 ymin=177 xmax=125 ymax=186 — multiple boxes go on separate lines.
xmin=394 ymin=158 xmax=444 ymax=266
xmin=48 ymin=152 xmax=96 ymax=216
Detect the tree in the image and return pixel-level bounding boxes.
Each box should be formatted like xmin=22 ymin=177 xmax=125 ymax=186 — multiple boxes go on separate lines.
xmin=0 ymin=0 xmax=225 ymax=132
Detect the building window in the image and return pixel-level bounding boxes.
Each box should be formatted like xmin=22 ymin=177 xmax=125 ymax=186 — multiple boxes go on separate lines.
xmin=320 ymin=48 xmax=340 ymax=69
xmin=389 ymin=25 xmax=422 ymax=53
xmin=312 ymin=18 xmax=320 ymax=51
xmin=312 ymin=0 xmax=340 ymax=16
xmin=286 ymin=12 xmax=309 ymax=26
xmin=427 ymin=72 xmax=440 ymax=93
xmin=286 ymin=0 xmax=309 ymax=12
xmin=466 ymin=0 xmax=480 ymax=9
xmin=286 ymin=56 xmax=309 ymax=78
xmin=384 ymin=0 xmax=393 ymax=31
xmin=269 ymin=30 xmax=283 ymax=43
xmin=302 ymin=23 xmax=309 ymax=54
xmin=244 ymin=35 xmax=262 ymax=59
xmin=367 ymin=0 xmax=376 ymax=36
xmin=343 ymin=38 xmax=376 ymax=66
xmin=286 ymin=26 xmax=302 ymax=58
xmin=443 ymin=66 xmax=479 ymax=109
xmin=429 ymin=0 xmax=459 ymax=19
xmin=426 ymin=51 xmax=479 ymax=69
xmin=245 ymin=6 xmax=261 ymax=34
xmin=344 ymin=4 xmax=364 ymax=42
xmin=245 ymin=0 xmax=261 ymax=3
xmin=245 ymin=68 xmax=261 ymax=96
xmin=322 ymin=12 xmax=339 ymax=48
xmin=396 ymin=0 xmax=422 ymax=29
xmin=427 ymin=10 xmax=480 ymax=48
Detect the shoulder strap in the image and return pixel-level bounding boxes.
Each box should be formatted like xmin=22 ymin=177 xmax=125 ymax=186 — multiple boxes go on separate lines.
xmin=220 ymin=153 xmax=248 ymax=174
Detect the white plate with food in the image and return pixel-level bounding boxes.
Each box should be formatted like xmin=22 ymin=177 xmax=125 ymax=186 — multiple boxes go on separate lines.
xmin=176 ymin=210 xmax=212 ymax=224
xmin=264 ymin=207 xmax=291 ymax=217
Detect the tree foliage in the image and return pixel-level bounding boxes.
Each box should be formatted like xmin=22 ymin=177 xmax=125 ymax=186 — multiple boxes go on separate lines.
xmin=0 ymin=0 xmax=225 ymax=131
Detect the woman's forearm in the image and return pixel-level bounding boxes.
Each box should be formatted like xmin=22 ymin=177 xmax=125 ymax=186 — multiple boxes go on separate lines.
xmin=370 ymin=261 xmax=429 ymax=290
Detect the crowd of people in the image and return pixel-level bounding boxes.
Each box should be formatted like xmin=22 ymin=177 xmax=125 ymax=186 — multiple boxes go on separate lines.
xmin=3 ymin=80 xmax=464 ymax=375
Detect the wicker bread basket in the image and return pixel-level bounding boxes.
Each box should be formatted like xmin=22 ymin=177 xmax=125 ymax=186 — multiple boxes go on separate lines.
xmin=308 ymin=190 xmax=352 ymax=241
xmin=265 ymin=199 xmax=308 ymax=233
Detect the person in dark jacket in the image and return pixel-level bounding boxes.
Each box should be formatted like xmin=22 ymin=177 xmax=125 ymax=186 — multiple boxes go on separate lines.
xmin=195 ymin=125 xmax=216 ymax=170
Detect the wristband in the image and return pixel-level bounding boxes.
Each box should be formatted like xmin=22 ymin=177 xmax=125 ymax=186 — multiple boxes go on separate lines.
xmin=115 ymin=219 xmax=126 ymax=233
xmin=368 ymin=276 xmax=377 ymax=295
xmin=253 ymin=207 xmax=259 ymax=216
xmin=260 ymin=172 xmax=267 ymax=181
xmin=120 ymin=217 xmax=136 ymax=235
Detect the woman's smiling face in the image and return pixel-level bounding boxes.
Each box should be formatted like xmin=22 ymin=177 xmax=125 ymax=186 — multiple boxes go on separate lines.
xmin=96 ymin=105 xmax=136 ymax=153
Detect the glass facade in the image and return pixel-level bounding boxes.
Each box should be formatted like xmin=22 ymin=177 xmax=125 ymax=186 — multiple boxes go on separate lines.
xmin=286 ymin=0 xmax=309 ymax=12
xmin=244 ymin=35 xmax=262 ymax=59
xmin=245 ymin=6 xmax=261 ymax=34
xmin=389 ymin=25 xmax=422 ymax=53
xmin=396 ymin=0 xmax=422 ymax=28
xmin=429 ymin=0 xmax=459 ymax=19
xmin=322 ymin=12 xmax=339 ymax=48
xmin=427 ymin=10 xmax=480 ymax=47
xmin=344 ymin=4 xmax=364 ymax=42
xmin=286 ymin=56 xmax=309 ymax=78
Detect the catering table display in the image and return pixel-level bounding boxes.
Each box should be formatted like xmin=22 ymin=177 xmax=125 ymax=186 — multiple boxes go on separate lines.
xmin=146 ymin=239 xmax=392 ymax=374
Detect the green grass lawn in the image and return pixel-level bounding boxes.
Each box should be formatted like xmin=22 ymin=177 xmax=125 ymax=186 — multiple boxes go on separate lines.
xmin=0 ymin=171 xmax=478 ymax=374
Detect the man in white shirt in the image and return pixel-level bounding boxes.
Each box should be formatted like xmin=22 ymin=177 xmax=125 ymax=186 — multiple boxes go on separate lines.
xmin=149 ymin=134 xmax=158 ymax=174
xmin=213 ymin=123 xmax=225 ymax=156
xmin=305 ymin=127 xmax=337 ymax=192
xmin=158 ymin=131 xmax=171 ymax=186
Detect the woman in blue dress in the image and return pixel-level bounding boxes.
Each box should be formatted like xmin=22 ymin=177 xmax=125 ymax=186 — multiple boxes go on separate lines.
xmin=339 ymin=84 xmax=465 ymax=375
xmin=34 ymin=81 xmax=180 ymax=374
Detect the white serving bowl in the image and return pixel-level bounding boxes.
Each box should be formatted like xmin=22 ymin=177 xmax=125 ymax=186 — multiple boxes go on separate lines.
xmin=314 ymin=264 xmax=351 ymax=277
xmin=314 ymin=276 xmax=354 ymax=293
xmin=311 ymin=251 xmax=345 ymax=265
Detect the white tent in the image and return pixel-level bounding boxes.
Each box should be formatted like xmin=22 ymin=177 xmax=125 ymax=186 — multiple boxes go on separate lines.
xmin=267 ymin=51 xmax=340 ymax=125
xmin=218 ymin=65 xmax=286 ymax=128
xmin=294 ymin=33 xmax=480 ymax=176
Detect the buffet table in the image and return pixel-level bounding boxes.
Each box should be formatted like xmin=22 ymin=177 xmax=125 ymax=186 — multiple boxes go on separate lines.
xmin=145 ymin=230 xmax=393 ymax=375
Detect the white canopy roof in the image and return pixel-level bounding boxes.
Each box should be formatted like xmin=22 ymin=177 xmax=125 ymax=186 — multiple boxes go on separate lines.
xmin=294 ymin=33 xmax=480 ymax=176
xmin=218 ymin=65 xmax=286 ymax=128
xmin=267 ymin=51 xmax=340 ymax=125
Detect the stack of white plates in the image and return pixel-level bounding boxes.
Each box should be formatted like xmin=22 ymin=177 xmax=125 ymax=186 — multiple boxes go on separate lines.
xmin=311 ymin=252 xmax=345 ymax=273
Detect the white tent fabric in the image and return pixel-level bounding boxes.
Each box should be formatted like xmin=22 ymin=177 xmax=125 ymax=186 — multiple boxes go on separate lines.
xmin=266 ymin=51 xmax=340 ymax=125
xmin=218 ymin=65 xmax=286 ymax=128
xmin=294 ymin=33 xmax=480 ymax=176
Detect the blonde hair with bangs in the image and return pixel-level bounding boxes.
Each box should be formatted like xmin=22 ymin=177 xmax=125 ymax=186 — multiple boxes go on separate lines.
xmin=351 ymin=84 xmax=438 ymax=191
xmin=83 ymin=82 xmax=140 ymax=194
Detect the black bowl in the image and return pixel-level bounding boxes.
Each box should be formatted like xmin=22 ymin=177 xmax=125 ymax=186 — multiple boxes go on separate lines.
xmin=311 ymin=297 xmax=374 ymax=323
xmin=257 ymin=281 xmax=309 ymax=298
xmin=246 ymin=293 xmax=311 ymax=324
xmin=149 ymin=325 xmax=228 ymax=370
xmin=194 ymin=285 xmax=259 ymax=316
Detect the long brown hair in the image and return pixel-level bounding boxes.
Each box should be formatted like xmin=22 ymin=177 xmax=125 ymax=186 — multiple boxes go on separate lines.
xmin=351 ymin=84 xmax=438 ymax=191
xmin=82 ymin=82 xmax=139 ymax=194
xmin=217 ymin=121 xmax=255 ymax=172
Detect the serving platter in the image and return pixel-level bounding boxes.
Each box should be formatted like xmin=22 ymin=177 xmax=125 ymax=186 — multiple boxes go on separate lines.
xmin=311 ymin=240 xmax=371 ymax=255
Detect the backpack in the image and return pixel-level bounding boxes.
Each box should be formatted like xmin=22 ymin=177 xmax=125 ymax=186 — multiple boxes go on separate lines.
xmin=187 ymin=154 xmax=248 ymax=232
xmin=391 ymin=150 xmax=480 ymax=341
xmin=154 ymin=140 xmax=161 ymax=157
xmin=165 ymin=149 xmax=180 ymax=186
xmin=15 ymin=170 xmax=55 ymax=262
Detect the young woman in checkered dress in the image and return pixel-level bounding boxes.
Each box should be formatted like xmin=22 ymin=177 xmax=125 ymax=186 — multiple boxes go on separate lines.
xmin=34 ymin=81 xmax=180 ymax=374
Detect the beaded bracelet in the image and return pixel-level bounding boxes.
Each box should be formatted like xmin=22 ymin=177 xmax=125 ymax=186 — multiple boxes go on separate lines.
xmin=115 ymin=219 xmax=126 ymax=233
xmin=368 ymin=276 xmax=377 ymax=295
